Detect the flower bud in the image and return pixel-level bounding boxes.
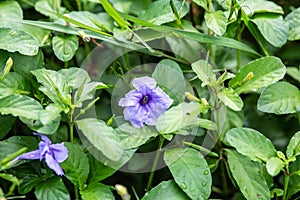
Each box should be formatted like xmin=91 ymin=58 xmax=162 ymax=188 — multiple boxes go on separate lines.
xmin=0 ymin=57 xmax=13 ymax=81
xmin=201 ymin=98 xmax=209 ymax=106
xmin=185 ymin=92 xmax=200 ymax=102
xmin=115 ymin=184 xmax=131 ymax=200
xmin=78 ymin=30 xmax=91 ymax=42
xmin=242 ymin=72 xmax=254 ymax=83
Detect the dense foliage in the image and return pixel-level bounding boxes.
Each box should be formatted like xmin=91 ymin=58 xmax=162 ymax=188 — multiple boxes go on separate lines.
xmin=0 ymin=0 xmax=299 ymax=199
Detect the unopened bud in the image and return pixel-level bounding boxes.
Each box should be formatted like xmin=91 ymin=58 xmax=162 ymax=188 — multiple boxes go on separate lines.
xmin=115 ymin=184 xmax=131 ymax=200
xmin=78 ymin=30 xmax=91 ymax=42
xmin=242 ymin=72 xmax=254 ymax=83
xmin=185 ymin=92 xmax=200 ymax=102
xmin=0 ymin=57 xmax=13 ymax=81
xmin=201 ymin=98 xmax=209 ymax=106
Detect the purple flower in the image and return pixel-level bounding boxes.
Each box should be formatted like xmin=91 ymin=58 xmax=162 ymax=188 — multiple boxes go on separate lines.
xmin=15 ymin=133 xmax=68 ymax=176
xmin=119 ymin=76 xmax=173 ymax=128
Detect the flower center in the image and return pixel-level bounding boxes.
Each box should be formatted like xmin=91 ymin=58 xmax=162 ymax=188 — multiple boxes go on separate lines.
xmin=140 ymin=95 xmax=150 ymax=106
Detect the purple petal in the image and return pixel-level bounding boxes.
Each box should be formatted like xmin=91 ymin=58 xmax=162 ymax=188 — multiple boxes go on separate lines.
xmin=132 ymin=77 xmax=156 ymax=90
xmin=119 ymin=90 xmax=142 ymax=107
xmin=50 ymin=143 xmax=68 ymax=163
xmin=39 ymin=141 xmax=50 ymax=160
xmin=123 ymin=105 xmax=149 ymax=128
xmin=45 ymin=153 xmax=65 ymax=176
xmin=16 ymin=150 xmax=41 ymax=160
xmin=40 ymin=134 xmax=52 ymax=145
xmin=152 ymin=87 xmax=173 ymax=108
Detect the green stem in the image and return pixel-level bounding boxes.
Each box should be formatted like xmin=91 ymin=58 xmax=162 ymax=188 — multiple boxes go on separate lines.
xmin=69 ymin=121 xmax=74 ymax=143
xmin=146 ymin=136 xmax=165 ymax=191
xmin=283 ymin=167 xmax=290 ymax=200
xmin=74 ymin=186 xmax=80 ymax=200
xmin=76 ymin=0 xmax=82 ymax=11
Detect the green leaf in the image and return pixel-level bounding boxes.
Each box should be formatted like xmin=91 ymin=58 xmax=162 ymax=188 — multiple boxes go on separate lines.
xmin=58 ymin=11 xmax=114 ymax=32
xmin=19 ymin=175 xmax=42 ymax=194
xmin=60 ymin=143 xmax=89 ymax=189
xmin=239 ymin=0 xmax=283 ymax=16
xmin=59 ymin=67 xmax=90 ymax=90
xmin=111 ymin=0 xmax=151 ymax=16
xmin=87 ymin=155 xmax=115 ymax=183
xmin=142 ymin=180 xmax=190 ymax=200
xmin=0 ymin=115 xmax=15 ymax=139
xmin=0 ymin=72 xmax=30 ymax=97
xmin=197 ymin=118 xmax=217 ymax=130
xmin=74 ymin=82 xmax=107 ymax=107
xmin=226 ymin=149 xmax=270 ymax=200
xmin=139 ymin=0 xmax=189 ymax=25
xmin=0 ymin=28 xmax=39 ymax=56
xmin=285 ymin=7 xmax=300 ymax=41
xmin=257 ymin=82 xmax=300 ymax=114
xmin=191 ymin=59 xmax=216 ymax=87
xmin=0 ymin=136 xmax=38 ymax=162
xmin=193 ymin=0 xmax=207 ymax=10
xmin=152 ymin=59 xmax=185 ymax=104
xmin=164 ymin=148 xmax=212 ymax=199
xmin=40 ymin=104 xmax=62 ymax=125
xmin=0 ymin=1 xmax=22 ymax=19
xmin=115 ymin=123 xmax=158 ymax=149
xmin=0 ymin=94 xmax=43 ymax=120
xmin=266 ymin=157 xmax=284 ymax=176
xmin=251 ymin=15 xmax=288 ymax=47
xmin=166 ymin=31 xmax=203 ymax=63
xmin=229 ymin=56 xmax=286 ymax=94
xmin=286 ymin=131 xmax=300 ymax=159
xmin=204 ymin=11 xmax=227 ymax=36
xmin=217 ymin=88 xmax=243 ymax=111
xmin=20 ymin=116 xmax=61 ymax=135
xmin=156 ymin=102 xmax=202 ymax=134
xmin=32 ymin=69 xmax=71 ymax=111
xmin=288 ymin=157 xmax=300 ymax=199
xmin=52 ymin=35 xmax=79 ymax=62
xmin=286 ymin=67 xmax=300 ymax=83
xmin=225 ymin=127 xmax=276 ymax=162
xmin=35 ymin=0 xmax=66 ymax=19
xmin=99 ymin=0 xmax=129 ymax=28
xmin=81 ymin=182 xmax=114 ymax=200
xmin=34 ymin=176 xmax=70 ymax=200
xmin=76 ymin=118 xmax=124 ymax=161
xmin=11 ymin=50 xmax=43 ymax=77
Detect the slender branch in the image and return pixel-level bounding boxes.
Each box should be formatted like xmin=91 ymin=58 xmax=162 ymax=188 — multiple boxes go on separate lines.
xmin=283 ymin=166 xmax=290 ymax=200
xmin=146 ymin=136 xmax=165 ymax=191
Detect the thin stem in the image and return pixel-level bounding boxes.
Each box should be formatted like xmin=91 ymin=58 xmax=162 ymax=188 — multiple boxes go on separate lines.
xmin=74 ymin=186 xmax=80 ymax=200
xmin=146 ymin=136 xmax=165 ymax=191
xmin=283 ymin=166 xmax=290 ymax=200
xmin=69 ymin=121 xmax=74 ymax=143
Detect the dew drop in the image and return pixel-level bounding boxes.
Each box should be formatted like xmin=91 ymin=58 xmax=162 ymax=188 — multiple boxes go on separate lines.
xmin=204 ymin=170 xmax=209 ymax=175
xmin=180 ymin=182 xmax=187 ymax=190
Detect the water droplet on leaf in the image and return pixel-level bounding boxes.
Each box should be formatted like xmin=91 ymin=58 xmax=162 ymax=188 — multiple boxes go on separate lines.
xmin=204 ymin=170 xmax=209 ymax=175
